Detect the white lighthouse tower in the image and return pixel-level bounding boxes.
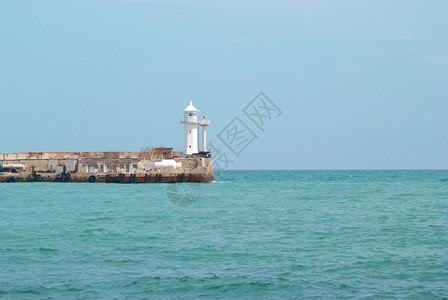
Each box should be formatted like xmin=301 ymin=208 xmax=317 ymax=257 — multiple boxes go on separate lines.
xmin=181 ymin=101 xmax=199 ymax=155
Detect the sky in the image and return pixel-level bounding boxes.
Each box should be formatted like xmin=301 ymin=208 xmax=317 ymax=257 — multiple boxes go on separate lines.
xmin=0 ymin=0 xmax=447 ymax=169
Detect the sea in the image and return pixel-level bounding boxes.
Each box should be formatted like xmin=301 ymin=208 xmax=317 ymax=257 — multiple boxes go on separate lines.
xmin=1 ymin=170 xmax=447 ymax=299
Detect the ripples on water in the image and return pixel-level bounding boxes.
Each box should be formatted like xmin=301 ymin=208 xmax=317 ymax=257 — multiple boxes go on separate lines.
xmin=1 ymin=170 xmax=447 ymax=299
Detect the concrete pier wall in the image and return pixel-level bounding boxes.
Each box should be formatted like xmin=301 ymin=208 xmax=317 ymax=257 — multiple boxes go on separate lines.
xmin=0 ymin=150 xmax=213 ymax=183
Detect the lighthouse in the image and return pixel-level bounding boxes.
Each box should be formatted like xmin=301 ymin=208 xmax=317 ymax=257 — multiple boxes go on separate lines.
xmin=181 ymin=101 xmax=199 ymax=155
xmin=181 ymin=101 xmax=210 ymax=155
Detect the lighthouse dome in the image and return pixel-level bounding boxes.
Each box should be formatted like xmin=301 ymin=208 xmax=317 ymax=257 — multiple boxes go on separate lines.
xmin=184 ymin=101 xmax=199 ymax=113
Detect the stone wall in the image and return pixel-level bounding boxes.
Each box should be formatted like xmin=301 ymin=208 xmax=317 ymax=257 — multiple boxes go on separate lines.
xmin=1 ymin=152 xmax=140 ymax=173
xmin=0 ymin=151 xmax=213 ymax=178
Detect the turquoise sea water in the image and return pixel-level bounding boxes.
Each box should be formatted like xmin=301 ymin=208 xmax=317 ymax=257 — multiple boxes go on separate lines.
xmin=1 ymin=170 xmax=447 ymax=299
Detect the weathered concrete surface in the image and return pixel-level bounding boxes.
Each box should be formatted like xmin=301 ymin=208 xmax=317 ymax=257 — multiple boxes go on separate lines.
xmin=0 ymin=150 xmax=213 ymax=183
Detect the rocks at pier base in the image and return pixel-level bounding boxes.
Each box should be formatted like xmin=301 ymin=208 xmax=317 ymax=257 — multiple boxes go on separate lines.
xmin=0 ymin=172 xmax=213 ymax=184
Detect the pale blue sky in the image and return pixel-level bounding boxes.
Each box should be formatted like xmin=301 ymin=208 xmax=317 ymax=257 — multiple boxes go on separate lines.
xmin=1 ymin=0 xmax=447 ymax=169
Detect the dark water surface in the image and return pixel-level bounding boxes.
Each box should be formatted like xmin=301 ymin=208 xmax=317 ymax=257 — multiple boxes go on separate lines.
xmin=1 ymin=170 xmax=447 ymax=299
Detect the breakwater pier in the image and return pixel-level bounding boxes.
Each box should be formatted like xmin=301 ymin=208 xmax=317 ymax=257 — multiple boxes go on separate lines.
xmin=0 ymin=150 xmax=213 ymax=183
xmin=0 ymin=101 xmax=213 ymax=184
